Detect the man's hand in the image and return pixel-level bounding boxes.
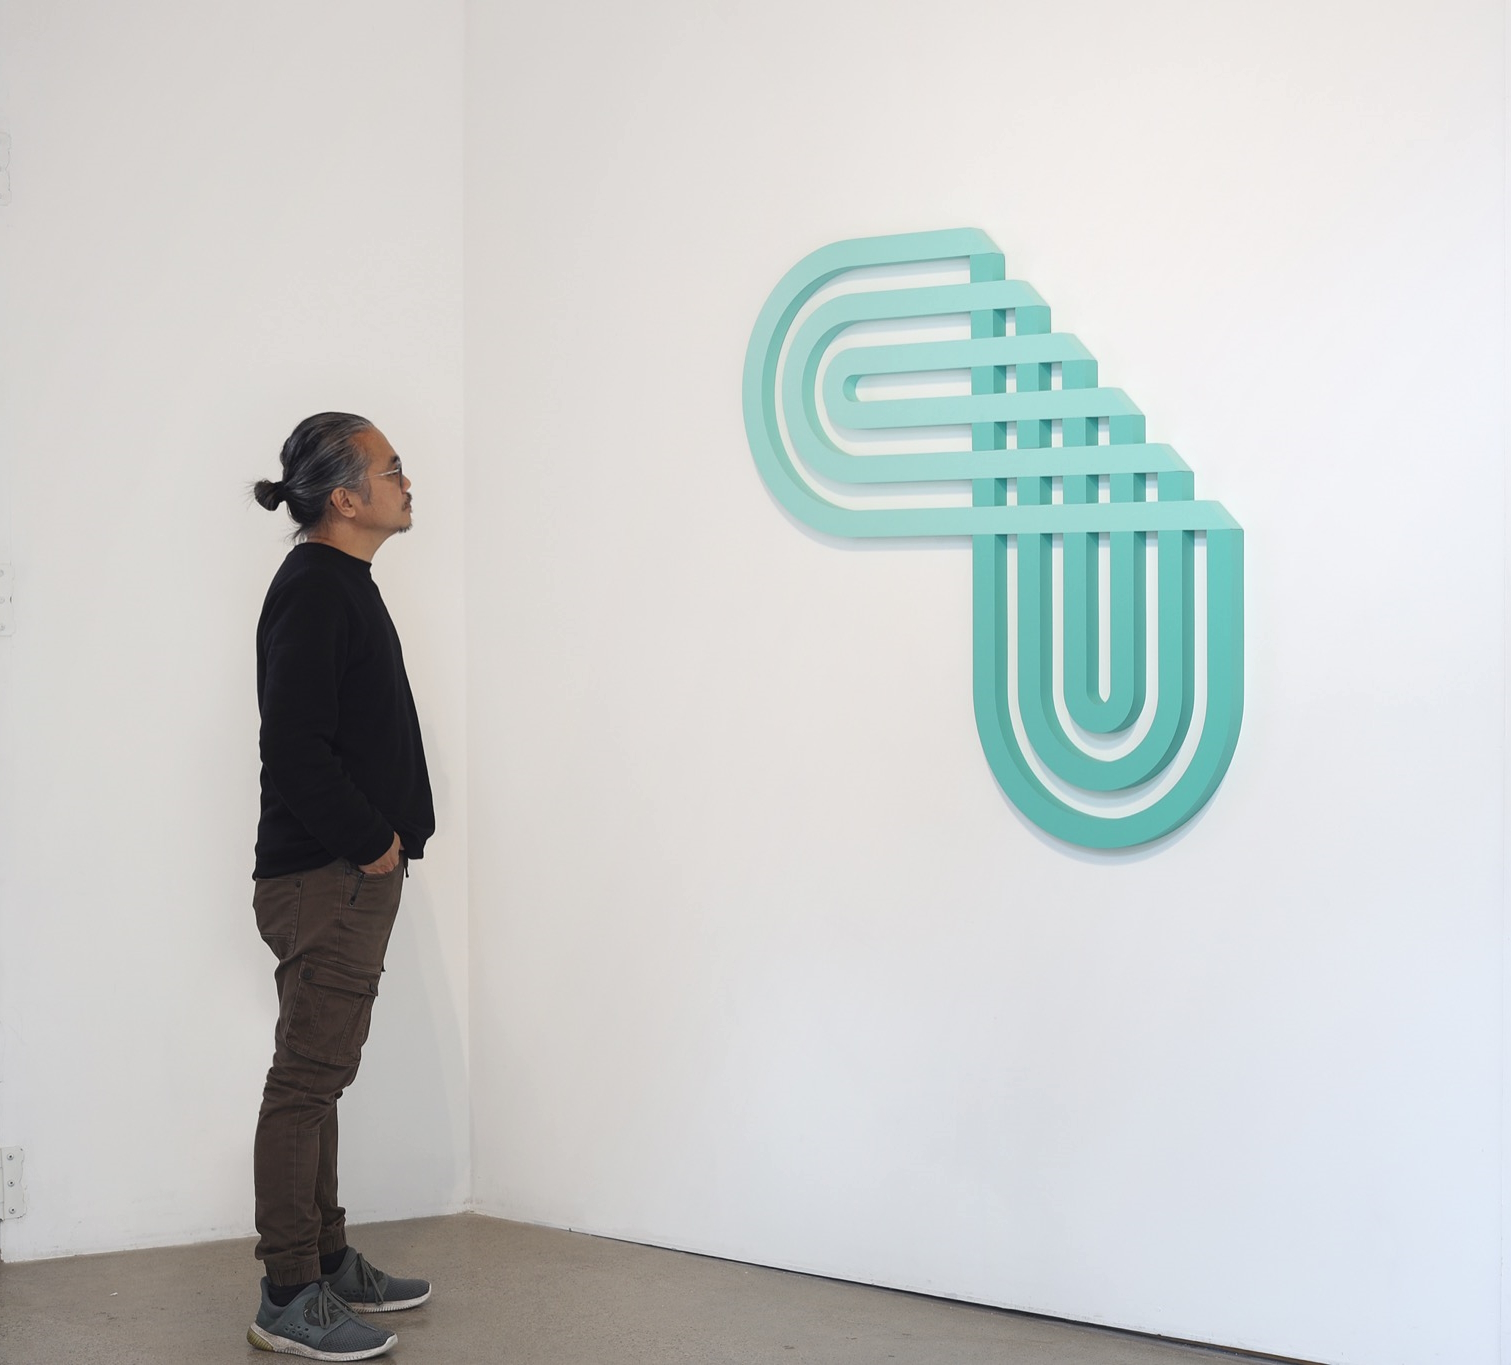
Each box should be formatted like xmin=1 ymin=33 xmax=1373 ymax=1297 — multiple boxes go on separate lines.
xmin=359 ymin=832 xmax=404 ymax=876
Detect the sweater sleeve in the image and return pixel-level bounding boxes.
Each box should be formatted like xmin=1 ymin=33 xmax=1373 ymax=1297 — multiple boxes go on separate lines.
xmin=258 ymin=578 xmax=396 ymax=866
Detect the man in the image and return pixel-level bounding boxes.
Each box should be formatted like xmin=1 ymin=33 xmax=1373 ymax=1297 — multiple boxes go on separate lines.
xmin=246 ymin=412 xmax=434 ymax=1360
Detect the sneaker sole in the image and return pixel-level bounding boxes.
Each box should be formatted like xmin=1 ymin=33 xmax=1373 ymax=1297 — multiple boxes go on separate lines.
xmin=349 ymin=1287 xmax=431 ymax=1313
xmin=246 ymin=1322 xmax=397 ymax=1360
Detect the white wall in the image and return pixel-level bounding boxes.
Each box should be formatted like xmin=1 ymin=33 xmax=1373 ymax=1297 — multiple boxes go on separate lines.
xmin=0 ymin=1 xmax=470 ymax=1260
xmin=463 ymin=3 xmax=1504 ymax=1363
xmin=1 ymin=4 xmax=1504 ymax=1362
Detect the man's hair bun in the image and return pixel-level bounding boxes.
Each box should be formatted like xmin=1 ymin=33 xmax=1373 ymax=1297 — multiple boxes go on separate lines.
xmin=250 ymin=413 xmax=373 ymax=538
xmin=253 ymin=478 xmax=286 ymax=511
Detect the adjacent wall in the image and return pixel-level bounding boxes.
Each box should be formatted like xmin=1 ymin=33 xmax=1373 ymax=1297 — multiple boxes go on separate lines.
xmin=0 ymin=1 xmax=470 ymax=1260
xmin=464 ymin=2 xmax=1504 ymax=1363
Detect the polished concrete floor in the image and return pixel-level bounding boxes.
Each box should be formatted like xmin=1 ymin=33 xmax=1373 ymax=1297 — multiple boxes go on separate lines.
xmin=0 ymin=1213 xmax=1283 ymax=1365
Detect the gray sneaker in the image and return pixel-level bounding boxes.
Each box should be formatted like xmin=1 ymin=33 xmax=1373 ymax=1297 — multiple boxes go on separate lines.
xmin=325 ymin=1246 xmax=432 ymax=1313
xmin=247 ymin=1279 xmax=397 ymax=1360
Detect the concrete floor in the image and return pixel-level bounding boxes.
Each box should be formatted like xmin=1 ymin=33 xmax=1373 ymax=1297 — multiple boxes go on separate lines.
xmin=0 ymin=1213 xmax=1288 ymax=1365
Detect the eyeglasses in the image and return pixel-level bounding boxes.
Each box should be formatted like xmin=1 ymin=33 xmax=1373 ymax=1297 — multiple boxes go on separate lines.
xmin=371 ymin=459 xmax=404 ymax=481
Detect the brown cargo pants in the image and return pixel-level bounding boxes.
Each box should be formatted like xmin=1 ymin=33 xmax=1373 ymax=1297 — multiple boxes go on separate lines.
xmin=251 ymin=856 xmax=404 ymax=1286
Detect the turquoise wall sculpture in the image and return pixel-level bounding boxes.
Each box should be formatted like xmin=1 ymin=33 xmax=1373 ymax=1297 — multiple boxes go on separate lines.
xmin=742 ymin=229 xmax=1244 ymax=849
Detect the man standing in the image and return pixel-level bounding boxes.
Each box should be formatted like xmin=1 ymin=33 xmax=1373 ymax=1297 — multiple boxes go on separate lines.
xmin=246 ymin=412 xmax=434 ymax=1360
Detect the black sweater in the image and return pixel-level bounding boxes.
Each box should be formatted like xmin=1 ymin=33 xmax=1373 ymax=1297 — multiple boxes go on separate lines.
xmin=254 ymin=543 xmax=434 ymax=879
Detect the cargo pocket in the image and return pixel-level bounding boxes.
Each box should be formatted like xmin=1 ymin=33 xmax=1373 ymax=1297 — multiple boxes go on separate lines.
xmin=278 ymin=958 xmax=380 ymax=1067
xmin=252 ymin=875 xmax=303 ymax=960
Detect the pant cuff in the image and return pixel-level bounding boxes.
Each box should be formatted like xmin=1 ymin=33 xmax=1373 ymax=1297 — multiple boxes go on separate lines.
xmin=317 ymin=1230 xmax=348 ymax=1258
xmin=267 ymin=1257 xmax=321 ymax=1288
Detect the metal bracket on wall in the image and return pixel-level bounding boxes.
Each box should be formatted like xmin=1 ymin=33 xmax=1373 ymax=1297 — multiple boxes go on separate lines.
xmin=1 ymin=1148 xmax=26 ymax=1219
xmin=0 ymin=564 xmax=13 ymax=635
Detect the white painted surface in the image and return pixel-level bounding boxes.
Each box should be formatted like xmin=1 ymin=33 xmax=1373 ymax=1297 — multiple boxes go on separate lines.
xmin=463 ymin=2 xmax=1503 ymax=1363
xmin=0 ymin=3 xmax=1505 ymax=1361
xmin=0 ymin=2 xmax=470 ymax=1260
xmin=1501 ymin=7 xmax=1511 ymax=1363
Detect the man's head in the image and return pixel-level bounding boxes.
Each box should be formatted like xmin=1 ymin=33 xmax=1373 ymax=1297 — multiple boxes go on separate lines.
xmin=254 ymin=413 xmax=413 ymax=556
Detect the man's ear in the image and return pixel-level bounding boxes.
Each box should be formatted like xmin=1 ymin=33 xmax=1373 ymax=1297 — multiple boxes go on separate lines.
xmin=328 ymin=487 xmax=358 ymax=521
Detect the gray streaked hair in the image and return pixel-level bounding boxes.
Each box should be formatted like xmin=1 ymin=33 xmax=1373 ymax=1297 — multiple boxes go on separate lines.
xmin=252 ymin=412 xmax=374 ymax=537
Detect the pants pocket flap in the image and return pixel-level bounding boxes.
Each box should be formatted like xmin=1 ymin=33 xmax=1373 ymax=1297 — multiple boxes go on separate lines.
xmin=298 ymin=960 xmax=379 ymax=997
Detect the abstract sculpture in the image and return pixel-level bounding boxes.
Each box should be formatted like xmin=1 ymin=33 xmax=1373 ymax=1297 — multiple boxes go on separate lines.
xmin=742 ymin=229 xmax=1243 ymax=849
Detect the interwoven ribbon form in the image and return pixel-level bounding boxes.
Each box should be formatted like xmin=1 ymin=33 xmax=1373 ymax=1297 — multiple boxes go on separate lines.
xmin=742 ymin=229 xmax=1244 ymax=849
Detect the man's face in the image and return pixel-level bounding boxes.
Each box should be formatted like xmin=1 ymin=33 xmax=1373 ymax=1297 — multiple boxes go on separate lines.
xmin=349 ymin=426 xmax=413 ymax=535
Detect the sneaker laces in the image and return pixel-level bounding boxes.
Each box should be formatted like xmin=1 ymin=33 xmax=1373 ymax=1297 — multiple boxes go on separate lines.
xmin=351 ymin=1251 xmax=386 ymax=1306
xmin=309 ymin=1281 xmax=357 ymax=1328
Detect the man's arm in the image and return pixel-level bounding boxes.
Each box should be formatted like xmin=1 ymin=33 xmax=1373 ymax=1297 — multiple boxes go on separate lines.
xmin=259 ymin=581 xmax=396 ymax=867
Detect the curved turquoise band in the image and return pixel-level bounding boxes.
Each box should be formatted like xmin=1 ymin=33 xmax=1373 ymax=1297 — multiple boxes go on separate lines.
xmin=742 ymin=229 xmax=1244 ymax=850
